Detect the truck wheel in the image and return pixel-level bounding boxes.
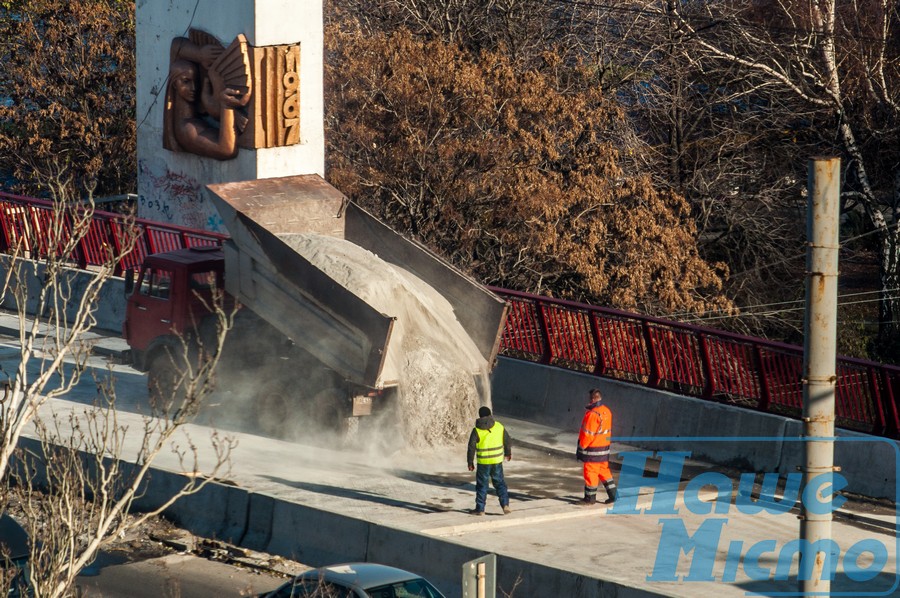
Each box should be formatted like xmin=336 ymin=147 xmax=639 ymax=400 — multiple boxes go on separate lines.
xmin=255 ymin=386 xmax=346 ymax=438
xmin=256 ymin=387 xmax=291 ymax=438
xmin=309 ymin=388 xmax=345 ymax=431
xmin=147 ymin=352 xmax=184 ymax=406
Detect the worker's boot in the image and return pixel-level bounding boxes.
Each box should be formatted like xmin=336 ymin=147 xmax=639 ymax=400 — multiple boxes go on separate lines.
xmin=577 ymin=492 xmax=597 ymax=506
xmin=602 ymin=480 xmax=618 ymax=504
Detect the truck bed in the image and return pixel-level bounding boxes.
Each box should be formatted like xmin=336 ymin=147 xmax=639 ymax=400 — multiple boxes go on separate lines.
xmin=205 ymin=175 xmax=507 ymax=390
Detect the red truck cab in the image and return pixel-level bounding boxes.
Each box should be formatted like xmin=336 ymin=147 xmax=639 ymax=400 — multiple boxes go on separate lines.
xmin=124 ymin=246 xmax=225 ymax=370
xmin=123 ymin=244 xmax=360 ymax=434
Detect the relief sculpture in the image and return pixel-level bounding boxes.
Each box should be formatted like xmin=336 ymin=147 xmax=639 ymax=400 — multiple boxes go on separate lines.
xmin=163 ymin=30 xmax=252 ymax=160
xmin=163 ymin=29 xmax=302 ymax=159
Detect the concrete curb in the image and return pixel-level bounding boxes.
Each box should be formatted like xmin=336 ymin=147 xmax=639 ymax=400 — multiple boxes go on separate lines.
xmin=492 ymin=357 xmax=900 ymax=501
xmin=12 ymin=433 xmax=673 ymax=597
xmin=0 ymin=321 xmax=130 ymax=362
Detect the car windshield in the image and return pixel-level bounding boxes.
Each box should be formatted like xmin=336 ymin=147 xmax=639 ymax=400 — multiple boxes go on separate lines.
xmin=364 ymin=578 xmax=443 ymax=598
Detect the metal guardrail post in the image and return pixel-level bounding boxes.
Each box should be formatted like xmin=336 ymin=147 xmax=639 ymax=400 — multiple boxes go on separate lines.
xmin=589 ymin=312 xmax=606 ymax=376
xmin=866 ymin=367 xmax=887 ymax=435
xmin=879 ymin=369 xmax=900 ymax=438
xmin=754 ymin=346 xmax=772 ymax=412
xmin=534 ymin=301 xmax=554 ymax=365
xmin=0 ymin=202 xmax=10 ymax=253
xmin=111 ymin=218 xmax=131 ymax=275
xmin=72 ymin=212 xmax=88 ymax=270
xmin=641 ymin=323 xmax=660 ymax=387
xmin=698 ymin=335 xmax=715 ymax=400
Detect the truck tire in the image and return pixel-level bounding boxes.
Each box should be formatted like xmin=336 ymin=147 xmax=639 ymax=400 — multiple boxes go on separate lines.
xmin=256 ymin=383 xmax=292 ymax=438
xmin=255 ymin=385 xmax=347 ymax=438
xmin=146 ymin=351 xmax=185 ymax=406
xmin=310 ymin=388 xmax=346 ymax=431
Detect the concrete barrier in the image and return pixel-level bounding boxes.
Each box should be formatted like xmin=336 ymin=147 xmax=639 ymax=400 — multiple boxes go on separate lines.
xmin=0 ymin=259 xmax=126 ymax=334
xmin=644 ymin=395 xmax=790 ymax=472
xmin=366 ymin=524 xmax=479 ymax=595
xmin=832 ymin=431 xmax=899 ymax=500
xmin=367 ymin=524 xmax=673 ymax=597
xmin=492 ymin=356 xmax=898 ymax=503
xmin=775 ymin=421 xmax=898 ymax=501
xmin=237 ymin=492 xmax=276 ymax=551
xmin=264 ymin=499 xmax=371 ymax=566
xmin=163 ymin=478 xmax=250 ymax=545
xmin=492 ymin=556 xmax=672 ymax=598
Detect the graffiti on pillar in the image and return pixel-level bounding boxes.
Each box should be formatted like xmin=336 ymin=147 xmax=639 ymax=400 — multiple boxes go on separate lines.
xmin=138 ymin=160 xmax=224 ymax=231
xmin=162 ymin=29 xmax=302 ymax=158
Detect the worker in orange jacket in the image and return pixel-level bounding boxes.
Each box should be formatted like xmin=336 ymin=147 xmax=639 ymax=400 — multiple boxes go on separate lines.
xmin=576 ymin=388 xmax=617 ymax=505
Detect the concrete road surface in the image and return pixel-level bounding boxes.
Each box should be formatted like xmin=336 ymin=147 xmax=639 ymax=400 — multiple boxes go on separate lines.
xmin=0 ymin=319 xmax=897 ymax=597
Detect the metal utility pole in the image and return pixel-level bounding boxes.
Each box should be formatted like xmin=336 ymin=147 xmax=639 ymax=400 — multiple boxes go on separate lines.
xmin=800 ymin=157 xmax=840 ymax=595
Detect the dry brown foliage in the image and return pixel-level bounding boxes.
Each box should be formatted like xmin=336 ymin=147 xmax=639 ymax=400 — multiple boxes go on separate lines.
xmin=325 ymin=24 xmax=731 ymax=316
xmin=0 ymin=0 xmax=136 ymax=197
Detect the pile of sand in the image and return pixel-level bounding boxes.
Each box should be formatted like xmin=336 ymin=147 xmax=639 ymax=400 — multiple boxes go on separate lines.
xmin=280 ymin=233 xmax=490 ymax=446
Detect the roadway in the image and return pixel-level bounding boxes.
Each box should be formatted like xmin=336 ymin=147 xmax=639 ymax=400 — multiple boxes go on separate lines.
xmin=0 ymin=316 xmax=897 ymax=597
xmin=76 ymin=553 xmax=285 ymax=597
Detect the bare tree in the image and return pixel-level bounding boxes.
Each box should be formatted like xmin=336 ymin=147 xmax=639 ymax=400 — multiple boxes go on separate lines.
xmin=647 ymin=0 xmax=900 ymax=356
xmin=543 ymin=2 xmax=815 ymax=341
xmin=331 ymin=0 xmax=559 ymax=60
xmin=0 ymin=172 xmax=235 ymax=597
xmin=546 ymin=0 xmax=900 ymax=356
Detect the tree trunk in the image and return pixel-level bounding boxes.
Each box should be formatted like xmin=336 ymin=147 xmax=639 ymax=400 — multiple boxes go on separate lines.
xmin=876 ymin=228 xmax=900 ymax=359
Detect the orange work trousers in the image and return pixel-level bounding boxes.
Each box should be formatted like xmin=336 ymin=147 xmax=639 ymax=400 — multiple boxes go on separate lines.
xmin=582 ymin=461 xmax=613 ymax=488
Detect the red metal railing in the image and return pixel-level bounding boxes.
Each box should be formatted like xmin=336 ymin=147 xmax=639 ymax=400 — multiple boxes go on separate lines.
xmin=491 ymin=287 xmax=900 ymax=439
xmin=0 ymin=191 xmax=226 ymax=273
xmin=1 ymin=191 xmax=897 ymax=438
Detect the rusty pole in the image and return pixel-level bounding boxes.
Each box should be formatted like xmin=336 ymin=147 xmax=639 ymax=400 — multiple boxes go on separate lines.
xmin=477 ymin=561 xmax=486 ymax=598
xmin=800 ymin=157 xmax=840 ymax=595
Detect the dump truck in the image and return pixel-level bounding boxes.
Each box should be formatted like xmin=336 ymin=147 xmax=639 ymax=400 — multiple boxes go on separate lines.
xmin=123 ymin=174 xmax=508 ymax=434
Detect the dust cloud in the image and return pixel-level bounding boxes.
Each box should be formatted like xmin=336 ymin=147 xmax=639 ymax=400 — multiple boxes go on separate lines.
xmin=280 ymin=233 xmax=491 ymax=448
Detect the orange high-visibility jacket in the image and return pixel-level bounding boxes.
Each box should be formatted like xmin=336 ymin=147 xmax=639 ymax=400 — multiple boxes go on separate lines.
xmin=577 ymin=401 xmax=612 ymax=463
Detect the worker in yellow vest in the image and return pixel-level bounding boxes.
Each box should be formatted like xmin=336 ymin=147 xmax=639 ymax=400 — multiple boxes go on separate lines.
xmin=466 ymin=406 xmax=512 ymax=516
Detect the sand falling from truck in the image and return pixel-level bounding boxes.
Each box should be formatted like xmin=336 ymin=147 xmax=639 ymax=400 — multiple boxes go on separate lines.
xmin=276 ymin=233 xmax=492 ymax=449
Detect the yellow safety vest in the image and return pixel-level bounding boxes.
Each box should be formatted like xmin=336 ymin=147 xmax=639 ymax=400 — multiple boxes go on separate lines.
xmin=475 ymin=422 xmax=505 ymax=465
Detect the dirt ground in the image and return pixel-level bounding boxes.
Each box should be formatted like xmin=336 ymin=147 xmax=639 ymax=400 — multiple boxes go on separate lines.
xmin=2 ymin=492 xmax=306 ymax=591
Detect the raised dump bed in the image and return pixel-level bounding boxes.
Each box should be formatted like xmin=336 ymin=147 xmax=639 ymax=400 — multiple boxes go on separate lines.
xmin=205 ymin=174 xmax=508 ymax=391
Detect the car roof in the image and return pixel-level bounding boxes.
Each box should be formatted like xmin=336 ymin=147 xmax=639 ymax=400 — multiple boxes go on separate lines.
xmin=0 ymin=514 xmax=28 ymax=561
xmin=297 ymin=563 xmax=424 ymax=589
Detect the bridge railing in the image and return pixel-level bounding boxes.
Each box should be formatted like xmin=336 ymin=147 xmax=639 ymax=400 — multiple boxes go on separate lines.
xmin=1 ymin=191 xmax=897 ymax=439
xmin=490 ymin=287 xmax=900 ymax=439
xmin=0 ymin=191 xmax=226 ymax=273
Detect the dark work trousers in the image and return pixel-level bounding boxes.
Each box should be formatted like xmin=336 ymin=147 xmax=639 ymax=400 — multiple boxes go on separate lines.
xmin=474 ymin=462 xmax=509 ymax=512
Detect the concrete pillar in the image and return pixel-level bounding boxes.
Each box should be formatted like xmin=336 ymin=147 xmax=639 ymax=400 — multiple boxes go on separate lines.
xmin=136 ymin=0 xmax=324 ymax=231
